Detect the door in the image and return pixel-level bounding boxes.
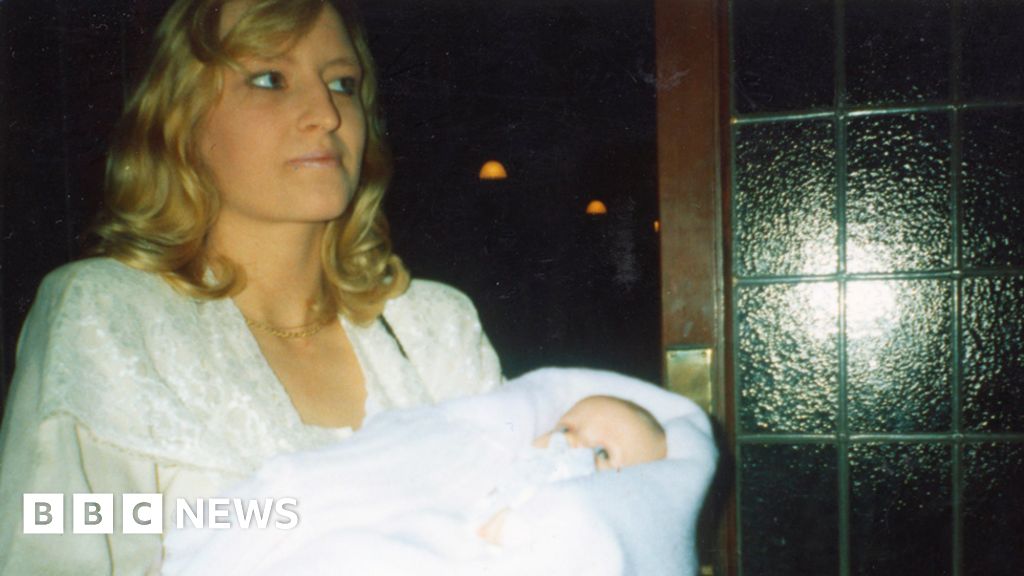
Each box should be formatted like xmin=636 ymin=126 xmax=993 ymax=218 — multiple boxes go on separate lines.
xmin=657 ymin=1 xmax=1024 ymax=574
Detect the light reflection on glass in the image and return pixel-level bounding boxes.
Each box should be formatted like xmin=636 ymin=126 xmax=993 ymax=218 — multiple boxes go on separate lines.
xmin=801 ymin=281 xmax=840 ymax=342
xmin=847 ymin=280 xmax=899 ymax=342
xmin=847 ymin=279 xmax=952 ymax=432
xmin=845 ymin=239 xmax=901 ymax=278
xmin=737 ymin=281 xmax=838 ymax=433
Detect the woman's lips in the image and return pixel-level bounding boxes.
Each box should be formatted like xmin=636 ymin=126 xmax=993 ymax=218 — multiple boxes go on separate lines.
xmin=288 ymin=151 xmax=342 ymax=168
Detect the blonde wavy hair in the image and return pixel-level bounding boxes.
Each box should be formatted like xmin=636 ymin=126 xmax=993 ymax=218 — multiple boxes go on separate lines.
xmin=91 ymin=0 xmax=409 ymax=325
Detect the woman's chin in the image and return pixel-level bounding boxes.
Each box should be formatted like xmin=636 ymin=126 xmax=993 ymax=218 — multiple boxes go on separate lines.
xmin=294 ymin=186 xmax=355 ymax=221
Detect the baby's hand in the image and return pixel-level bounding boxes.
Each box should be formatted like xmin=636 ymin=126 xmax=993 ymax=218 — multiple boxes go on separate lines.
xmin=477 ymin=508 xmax=510 ymax=545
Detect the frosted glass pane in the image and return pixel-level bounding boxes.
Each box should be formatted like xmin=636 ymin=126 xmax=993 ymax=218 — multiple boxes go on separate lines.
xmin=847 ymin=113 xmax=951 ymax=273
xmin=735 ymin=121 xmax=837 ymax=277
xmin=846 ymin=0 xmax=951 ymax=105
xmin=963 ymin=276 xmax=1024 ymax=432
xmin=733 ymin=0 xmax=834 ymax=113
xmin=964 ymin=443 xmax=1024 ymax=576
xmin=962 ymin=107 xmax=1024 ymax=268
xmin=849 ymin=443 xmax=952 ymax=576
xmin=847 ymin=280 xmax=952 ymax=432
xmin=963 ymin=0 xmax=1024 ymax=100
xmin=737 ymin=283 xmax=838 ymax=433
xmin=741 ymin=444 xmax=838 ymax=576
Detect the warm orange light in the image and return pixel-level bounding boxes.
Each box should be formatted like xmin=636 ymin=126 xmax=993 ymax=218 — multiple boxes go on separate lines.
xmin=585 ymin=200 xmax=608 ymax=215
xmin=478 ymin=160 xmax=508 ymax=180
xmin=653 ymin=220 xmax=660 ymax=232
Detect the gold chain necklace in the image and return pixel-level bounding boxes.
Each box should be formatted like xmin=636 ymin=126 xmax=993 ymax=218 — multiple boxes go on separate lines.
xmin=244 ymin=316 xmax=331 ymax=339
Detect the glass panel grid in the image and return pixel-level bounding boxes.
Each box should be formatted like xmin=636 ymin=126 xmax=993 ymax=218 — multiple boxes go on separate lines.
xmin=845 ymin=0 xmax=952 ymax=106
xmin=849 ymin=443 xmax=953 ymax=576
xmin=729 ymin=1 xmax=1024 ymax=575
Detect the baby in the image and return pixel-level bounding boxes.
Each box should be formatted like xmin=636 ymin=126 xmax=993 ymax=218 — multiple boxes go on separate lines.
xmin=477 ymin=395 xmax=668 ymax=544
xmin=163 ymin=369 xmax=713 ymax=576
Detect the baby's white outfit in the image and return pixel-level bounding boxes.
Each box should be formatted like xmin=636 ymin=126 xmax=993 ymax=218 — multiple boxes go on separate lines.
xmin=162 ymin=368 xmax=719 ymax=576
xmin=476 ymin=431 xmax=596 ymax=520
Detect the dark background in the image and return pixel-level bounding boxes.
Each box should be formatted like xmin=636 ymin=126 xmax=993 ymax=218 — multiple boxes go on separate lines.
xmin=0 ymin=0 xmax=661 ymax=409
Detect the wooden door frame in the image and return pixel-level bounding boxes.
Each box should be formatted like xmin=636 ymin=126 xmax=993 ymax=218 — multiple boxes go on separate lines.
xmin=655 ymin=0 xmax=733 ymax=573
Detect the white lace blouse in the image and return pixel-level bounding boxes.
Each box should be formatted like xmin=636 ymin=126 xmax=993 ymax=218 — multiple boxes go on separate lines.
xmin=0 ymin=258 xmax=502 ymax=575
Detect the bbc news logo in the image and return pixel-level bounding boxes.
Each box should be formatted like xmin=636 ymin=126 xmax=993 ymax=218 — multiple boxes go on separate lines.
xmin=23 ymin=494 xmax=299 ymax=534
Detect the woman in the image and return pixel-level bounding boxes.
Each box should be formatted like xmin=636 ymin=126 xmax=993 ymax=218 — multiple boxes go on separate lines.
xmin=0 ymin=0 xmax=501 ymax=573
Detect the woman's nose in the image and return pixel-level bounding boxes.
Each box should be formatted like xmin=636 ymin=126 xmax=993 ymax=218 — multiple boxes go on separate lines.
xmin=299 ymin=85 xmax=342 ymax=132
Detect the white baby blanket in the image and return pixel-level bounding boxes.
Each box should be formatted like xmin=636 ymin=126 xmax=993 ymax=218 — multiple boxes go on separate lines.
xmin=161 ymin=368 xmax=718 ymax=575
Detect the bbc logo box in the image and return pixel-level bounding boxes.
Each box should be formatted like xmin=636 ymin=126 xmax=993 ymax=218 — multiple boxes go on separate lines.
xmin=23 ymin=493 xmax=163 ymax=534
xmin=22 ymin=494 xmax=63 ymax=534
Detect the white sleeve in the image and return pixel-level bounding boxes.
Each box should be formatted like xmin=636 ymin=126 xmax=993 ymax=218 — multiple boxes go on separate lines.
xmin=0 ymin=415 xmax=221 ymax=576
xmin=0 ymin=263 xmax=226 ymax=575
xmin=383 ymin=280 xmax=503 ymax=402
xmin=0 ymin=414 xmax=116 ymax=575
xmin=76 ymin=425 xmax=165 ymax=574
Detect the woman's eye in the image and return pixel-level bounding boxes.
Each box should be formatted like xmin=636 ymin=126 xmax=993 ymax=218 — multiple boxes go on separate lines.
xmin=249 ymin=71 xmax=285 ymax=90
xmin=327 ymin=77 xmax=358 ymax=95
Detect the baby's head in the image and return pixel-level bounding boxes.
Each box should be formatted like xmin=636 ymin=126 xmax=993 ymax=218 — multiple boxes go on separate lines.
xmin=533 ymin=395 xmax=667 ymax=471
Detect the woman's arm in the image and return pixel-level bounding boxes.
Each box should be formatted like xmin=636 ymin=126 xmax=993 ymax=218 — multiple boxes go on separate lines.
xmin=0 ymin=260 xmax=217 ymax=575
xmin=1 ymin=417 xmax=224 ymax=575
xmin=383 ymin=279 xmax=503 ymax=401
xmin=0 ymin=416 xmax=130 ymax=574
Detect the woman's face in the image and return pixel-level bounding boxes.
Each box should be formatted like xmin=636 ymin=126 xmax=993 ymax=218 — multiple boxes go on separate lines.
xmin=198 ymin=3 xmax=366 ymax=230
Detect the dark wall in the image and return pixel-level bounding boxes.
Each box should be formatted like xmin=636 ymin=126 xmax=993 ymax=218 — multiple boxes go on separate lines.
xmin=1 ymin=0 xmax=169 ymax=403
xmin=1 ymin=0 xmax=661 ymax=408
xmin=362 ymin=1 xmax=660 ymax=380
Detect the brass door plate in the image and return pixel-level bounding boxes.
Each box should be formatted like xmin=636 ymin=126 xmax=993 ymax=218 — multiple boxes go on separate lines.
xmin=665 ymin=346 xmax=714 ymax=414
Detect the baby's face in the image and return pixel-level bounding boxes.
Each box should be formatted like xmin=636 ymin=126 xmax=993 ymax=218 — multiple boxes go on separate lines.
xmin=533 ymin=396 xmax=667 ymax=471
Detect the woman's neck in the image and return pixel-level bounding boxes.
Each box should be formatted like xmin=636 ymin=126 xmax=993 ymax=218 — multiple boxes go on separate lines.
xmin=208 ymin=218 xmax=328 ymax=328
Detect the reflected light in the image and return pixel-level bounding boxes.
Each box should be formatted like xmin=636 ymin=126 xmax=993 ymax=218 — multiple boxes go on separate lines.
xmin=846 ymin=239 xmax=895 ymax=275
xmin=653 ymin=220 xmax=661 ymax=233
xmin=586 ymin=200 xmax=608 ymax=215
xmin=800 ymin=282 xmax=840 ymax=342
xmin=478 ymin=160 xmax=508 ymax=180
xmin=847 ymin=281 xmax=899 ymax=341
